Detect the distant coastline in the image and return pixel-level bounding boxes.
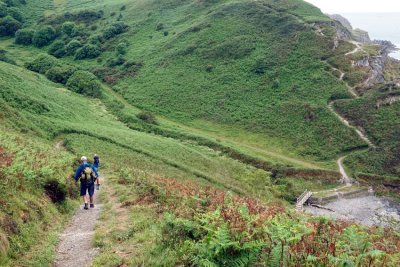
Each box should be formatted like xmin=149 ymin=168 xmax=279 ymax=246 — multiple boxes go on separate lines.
xmin=341 ymin=13 xmax=400 ymax=59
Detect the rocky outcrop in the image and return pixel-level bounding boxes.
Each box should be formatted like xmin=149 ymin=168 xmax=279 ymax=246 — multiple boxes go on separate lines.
xmin=328 ymin=14 xmax=352 ymax=31
xmin=364 ymin=41 xmax=398 ymax=86
xmin=352 ymin=28 xmax=371 ymax=44
xmin=328 ymin=14 xmax=371 ymax=44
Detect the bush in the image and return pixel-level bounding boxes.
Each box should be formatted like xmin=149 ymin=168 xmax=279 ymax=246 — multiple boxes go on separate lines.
xmin=61 ymin=21 xmax=75 ymax=36
xmin=0 ymin=3 xmax=7 ymax=18
xmin=137 ymin=111 xmax=158 ymax=125
xmin=115 ymin=42 xmax=127 ymax=55
xmin=66 ymin=70 xmax=102 ymax=97
xmin=32 ymin=26 xmax=56 ymax=47
xmin=43 ymin=179 xmax=67 ymax=203
xmin=48 ymin=40 xmax=66 ymax=58
xmin=0 ymin=49 xmax=15 ymax=64
xmin=156 ymin=22 xmax=164 ymax=31
xmin=106 ymin=56 xmax=125 ymax=67
xmin=6 ymin=7 xmax=23 ymax=22
xmin=102 ymin=22 xmax=128 ymax=40
xmin=70 ymin=24 xmax=87 ymax=38
xmin=74 ymin=44 xmax=101 ymax=60
xmin=45 ymin=65 xmax=76 ymax=84
xmin=0 ymin=15 xmax=21 ymax=36
xmin=65 ymin=39 xmax=81 ymax=55
xmin=25 ymin=54 xmax=58 ymax=74
xmin=14 ymin=28 xmax=34 ymax=45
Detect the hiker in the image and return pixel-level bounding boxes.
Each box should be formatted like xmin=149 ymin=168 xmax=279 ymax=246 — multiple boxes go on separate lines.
xmin=93 ymin=154 xmax=101 ymax=190
xmin=74 ymin=156 xmax=99 ymax=210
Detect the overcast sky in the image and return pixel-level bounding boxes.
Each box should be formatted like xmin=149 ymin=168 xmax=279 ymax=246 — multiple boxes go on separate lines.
xmin=305 ymin=0 xmax=400 ymax=13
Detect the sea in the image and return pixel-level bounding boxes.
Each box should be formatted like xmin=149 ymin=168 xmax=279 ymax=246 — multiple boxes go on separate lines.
xmin=341 ymin=13 xmax=400 ymax=59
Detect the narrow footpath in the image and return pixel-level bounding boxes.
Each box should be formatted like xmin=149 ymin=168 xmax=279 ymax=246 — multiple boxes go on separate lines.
xmin=54 ymin=191 xmax=102 ymax=267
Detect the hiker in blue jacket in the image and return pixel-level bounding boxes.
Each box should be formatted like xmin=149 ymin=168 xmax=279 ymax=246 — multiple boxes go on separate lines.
xmin=74 ymin=156 xmax=98 ymax=210
xmin=93 ymin=154 xmax=101 ymax=190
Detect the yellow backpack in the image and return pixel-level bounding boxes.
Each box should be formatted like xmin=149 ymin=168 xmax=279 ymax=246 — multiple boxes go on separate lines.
xmin=81 ymin=166 xmax=95 ymax=181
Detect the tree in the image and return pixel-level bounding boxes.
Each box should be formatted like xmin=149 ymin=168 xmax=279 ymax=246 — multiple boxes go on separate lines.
xmin=0 ymin=15 xmax=21 ymax=36
xmin=45 ymin=65 xmax=76 ymax=84
xmin=102 ymin=22 xmax=128 ymax=40
xmin=32 ymin=26 xmax=56 ymax=47
xmin=115 ymin=42 xmax=127 ymax=55
xmin=14 ymin=28 xmax=34 ymax=45
xmin=66 ymin=70 xmax=102 ymax=97
xmin=65 ymin=39 xmax=81 ymax=56
xmin=0 ymin=2 xmax=8 ymax=18
xmin=74 ymin=44 xmax=101 ymax=60
xmin=61 ymin=21 xmax=75 ymax=36
xmin=48 ymin=40 xmax=66 ymax=58
xmin=25 ymin=54 xmax=58 ymax=74
xmin=6 ymin=7 xmax=23 ymax=22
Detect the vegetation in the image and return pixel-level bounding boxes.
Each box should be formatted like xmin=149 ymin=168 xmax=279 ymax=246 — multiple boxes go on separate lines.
xmin=66 ymin=70 xmax=102 ymax=97
xmin=14 ymin=28 xmax=35 ymax=45
xmin=0 ymin=0 xmax=399 ymax=265
xmin=32 ymin=26 xmax=56 ymax=47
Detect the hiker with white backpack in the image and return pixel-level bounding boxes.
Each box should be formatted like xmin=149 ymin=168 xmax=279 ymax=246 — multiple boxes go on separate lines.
xmin=74 ymin=156 xmax=99 ymax=210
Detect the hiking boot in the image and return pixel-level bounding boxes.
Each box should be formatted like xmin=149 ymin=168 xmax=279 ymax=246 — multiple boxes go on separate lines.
xmin=84 ymin=203 xmax=89 ymax=210
xmin=90 ymin=203 xmax=95 ymax=208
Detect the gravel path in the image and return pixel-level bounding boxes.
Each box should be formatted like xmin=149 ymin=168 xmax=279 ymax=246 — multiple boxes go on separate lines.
xmin=305 ymin=196 xmax=400 ymax=230
xmin=54 ymin=188 xmax=102 ymax=267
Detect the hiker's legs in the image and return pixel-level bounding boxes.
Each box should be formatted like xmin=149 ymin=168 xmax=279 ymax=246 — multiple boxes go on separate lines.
xmin=88 ymin=182 xmax=95 ymax=204
xmin=80 ymin=181 xmax=89 ymax=204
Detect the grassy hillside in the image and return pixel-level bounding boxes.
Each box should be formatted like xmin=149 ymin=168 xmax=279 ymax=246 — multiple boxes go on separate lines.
xmin=1 ymin=0 xmax=366 ymax=163
xmin=0 ymin=0 xmax=400 ymax=265
xmin=334 ymin=87 xmax=400 ymax=177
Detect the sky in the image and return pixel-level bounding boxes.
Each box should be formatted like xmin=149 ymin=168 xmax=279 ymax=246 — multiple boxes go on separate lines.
xmin=305 ymin=0 xmax=400 ymax=13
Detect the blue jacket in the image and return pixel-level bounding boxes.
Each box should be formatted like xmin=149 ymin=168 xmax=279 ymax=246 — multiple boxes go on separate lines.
xmin=93 ymin=158 xmax=100 ymax=171
xmin=74 ymin=162 xmax=98 ymax=182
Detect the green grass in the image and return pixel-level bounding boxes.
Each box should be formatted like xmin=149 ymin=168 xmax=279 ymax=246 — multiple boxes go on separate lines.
xmin=0 ymin=0 xmax=399 ymax=265
xmin=334 ymin=92 xmax=400 ymax=176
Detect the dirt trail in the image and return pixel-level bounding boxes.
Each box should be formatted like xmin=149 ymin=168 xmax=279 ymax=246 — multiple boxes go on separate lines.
xmin=54 ymin=182 xmax=102 ymax=267
xmin=337 ymin=156 xmax=351 ymax=185
xmin=345 ymin=41 xmax=363 ymax=56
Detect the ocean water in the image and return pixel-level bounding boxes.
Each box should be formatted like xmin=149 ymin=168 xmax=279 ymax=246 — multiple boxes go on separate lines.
xmin=341 ymin=13 xmax=400 ymax=59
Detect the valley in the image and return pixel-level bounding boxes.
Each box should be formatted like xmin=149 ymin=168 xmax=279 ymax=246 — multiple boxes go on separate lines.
xmin=0 ymin=0 xmax=399 ymax=266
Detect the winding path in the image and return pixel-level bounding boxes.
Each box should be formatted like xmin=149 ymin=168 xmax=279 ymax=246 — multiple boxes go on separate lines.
xmin=328 ymin=42 xmax=377 ymax=184
xmin=345 ymin=41 xmax=363 ymax=56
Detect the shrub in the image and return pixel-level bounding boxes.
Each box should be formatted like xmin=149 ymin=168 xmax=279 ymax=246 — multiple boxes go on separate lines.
xmin=106 ymin=56 xmax=125 ymax=67
xmin=74 ymin=44 xmax=101 ymax=60
xmin=25 ymin=54 xmax=58 ymax=74
xmin=137 ymin=111 xmax=158 ymax=125
xmin=32 ymin=26 xmax=56 ymax=47
xmin=45 ymin=65 xmax=76 ymax=84
xmin=163 ymin=31 xmax=169 ymax=36
xmin=61 ymin=21 xmax=75 ymax=36
xmin=0 ymin=15 xmax=21 ymax=36
xmin=66 ymin=70 xmax=102 ymax=97
xmin=0 ymin=49 xmax=15 ymax=64
xmin=156 ymin=22 xmax=164 ymax=31
xmin=43 ymin=179 xmax=67 ymax=203
xmin=6 ymin=7 xmax=23 ymax=22
xmin=115 ymin=42 xmax=127 ymax=55
xmin=65 ymin=39 xmax=81 ymax=55
xmin=120 ymin=5 xmax=126 ymax=11
xmin=70 ymin=24 xmax=87 ymax=38
xmin=48 ymin=40 xmax=66 ymax=58
xmin=14 ymin=28 xmax=34 ymax=45
xmin=0 ymin=3 xmax=7 ymax=18
xmin=102 ymin=22 xmax=128 ymax=40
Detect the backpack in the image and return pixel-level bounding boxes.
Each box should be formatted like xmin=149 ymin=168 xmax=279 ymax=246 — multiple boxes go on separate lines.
xmin=81 ymin=166 xmax=95 ymax=182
